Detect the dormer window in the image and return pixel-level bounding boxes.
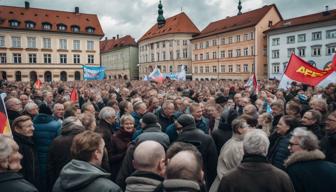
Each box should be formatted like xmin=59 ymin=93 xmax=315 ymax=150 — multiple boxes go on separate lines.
xmin=86 ymin=27 xmax=95 ymax=33
xmin=42 ymin=22 xmax=52 ymax=30
xmin=57 ymin=24 xmax=67 ymax=31
xmin=9 ymin=20 xmax=20 ymax=27
xmin=71 ymin=25 xmax=80 ymax=33
xmin=25 ymin=21 xmax=35 ymax=29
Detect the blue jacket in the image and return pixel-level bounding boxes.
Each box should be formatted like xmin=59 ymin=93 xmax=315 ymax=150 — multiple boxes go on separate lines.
xmin=195 ymin=117 xmax=209 ymax=134
xmin=33 ymin=114 xmax=61 ymax=179
xmin=268 ymin=132 xmax=291 ymax=170
xmin=131 ymin=111 xmax=142 ymax=131
xmin=165 ymin=124 xmax=178 ymax=143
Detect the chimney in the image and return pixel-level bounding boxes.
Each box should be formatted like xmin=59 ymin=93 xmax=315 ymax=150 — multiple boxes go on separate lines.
xmin=25 ymin=1 xmax=30 ymax=9
xmin=117 ymin=34 xmax=119 ymax=39
xmin=75 ymin=7 xmax=79 ymax=14
xmin=113 ymin=37 xmax=115 ymax=40
xmin=323 ymin=5 xmax=330 ymax=16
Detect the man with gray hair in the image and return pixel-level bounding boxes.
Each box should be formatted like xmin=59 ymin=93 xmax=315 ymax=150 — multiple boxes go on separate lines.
xmin=125 ymin=140 xmax=165 ymax=192
xmin=218 ymin=129 xmax=294 ymax=192
xmin=285 ymin=127 xmax=336 ymax=192
xmin=23 ymin=102 xmax=39 ymax=119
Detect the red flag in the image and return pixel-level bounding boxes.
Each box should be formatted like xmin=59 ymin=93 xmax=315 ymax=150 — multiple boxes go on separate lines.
xmin=34 ymin=79 xmax=42 ymax=89
xmin=0 ymin=97 xmax=12 ymax=136
xmin=70 ymin=88 xmax=78 ymax=103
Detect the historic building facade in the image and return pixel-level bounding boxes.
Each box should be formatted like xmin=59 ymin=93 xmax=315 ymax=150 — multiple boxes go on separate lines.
xmin=0 ymin=2 xmax=103 ymax=82
xmin=266 ymin=7 xmax=336 ymax=79
xmin=138 ymin=1 xmax=200 ymax=79
xmin=191 ymin=3 xmax=282 ymax=80
xmin=100 ymin=35 xmax=138 ymax=80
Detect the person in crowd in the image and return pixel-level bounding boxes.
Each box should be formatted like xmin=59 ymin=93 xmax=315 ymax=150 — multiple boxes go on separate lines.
xmin=147 ymin=97 xmax=160 ymax=113
xmin=268 ymin=115 xmax=300 ymax=170
xmin=23 ymin=102 xmax=39 ymax=119
xmin=243 ymin=104 xmax=258 ymax=119
xmin=207 ymin=104 xmax=223 ymax=133
xmin=47 ymin=116 xmax=84 ymax=191
xmin=119 ymin=100 xmax=133 ymax=117
xmin=19 ymin=94 xmax=30 ymax=108
xmin=285 ymin=101 xmax=302 ymax=119
xmin=81 ymin=102 xmax=96 ymax=115
xmin=12 ymin=116 xmax=40 ymax=190
xmin=79 ymin=112 xmax=96 ymax=131
xmin=257 ymin=112 xmax=273 ymax=136
xmin=43 ymin=91 xmax=54 ymax=112
xmin=210 ymin=118 xmax=250 ymax=192
xmin=110 ymin=114 xmax=135 ymax=180
xmin=271 ymin=100 xmax=285 ymax=130
xmin=320 ymin=111 xmax=336 ymax=163
xmin=125 ymin=141 xmax=166 ymax=192
xmin=190 ymin=103 xmax=209 ymax=134
xmin=131 ymin=101 xmax=147 ymax=130
xmin=176 ymin=114 xmax=217 ymax=190
xmin=5 ymin=97 xmax=22 ymax=125
xmin=155 ymin=100 xmax=176 ymax=132
xmin=285 ymin=127 xmax=336 ymax=192
xmin=309 ymin=98 xmax=328 ymax=121
xmin=218 ymin=129 xmax=295 ymax=192
xmin=0 ymin=136 xmax=38 ymax=192
xmin=301 ymin=109 xmax=323 ymax=139
xmin=52 ymin=131 xmax=122 ymax=192
xmin=52 ymin=103 xmax=64 ymax=123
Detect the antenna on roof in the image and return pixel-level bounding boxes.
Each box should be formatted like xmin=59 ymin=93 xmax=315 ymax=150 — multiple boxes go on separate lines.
xmin=237 ymin=0 xmax=242 ymax=15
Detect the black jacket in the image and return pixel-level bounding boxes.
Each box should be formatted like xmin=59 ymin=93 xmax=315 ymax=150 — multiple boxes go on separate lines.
xmin=13 ymin=132 xmax=40 ymax=190
xmin=176 ymin=124 xmax=218 ymax=190
xmin=0 ymin=172 xmax=38 ymax=192
xmin=320 ymin=132 xmax=336 ymax=163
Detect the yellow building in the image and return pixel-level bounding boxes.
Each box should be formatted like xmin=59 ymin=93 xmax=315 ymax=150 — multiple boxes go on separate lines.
xmin=191 ymin=3 xmax=282 ymax=80
xmin=0 ymin=2 xmax=103 ymax=82
xmin=138 ymin=1 xmax=200 ymax=79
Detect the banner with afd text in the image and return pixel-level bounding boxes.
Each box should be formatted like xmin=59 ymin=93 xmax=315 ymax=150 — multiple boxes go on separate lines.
xmin=83 ymin=65 xmax=105 ymax=80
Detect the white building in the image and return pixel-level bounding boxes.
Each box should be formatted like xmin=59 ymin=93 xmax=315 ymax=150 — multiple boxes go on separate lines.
xmin=266 ymin=7 xmax=336 ymax=80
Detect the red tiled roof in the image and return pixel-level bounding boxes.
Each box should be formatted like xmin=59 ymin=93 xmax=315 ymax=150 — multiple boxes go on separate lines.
xmin=138 ymin=12 xmax=200 ymax=42
xmin=265 ymin=9 xmax=336 ymax=33
xmin=0 ymin=5 xmax=104 ymax=36
xmin=193 ymin=4 xmax=281 ymax=40
xmin=100 ymin=35 xmax=137 ymax=53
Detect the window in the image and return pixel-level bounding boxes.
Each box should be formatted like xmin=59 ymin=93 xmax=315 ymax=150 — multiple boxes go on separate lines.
xmin=9 ymin=20 xmax=19 ymax=27
xmin=57 ymin=24 xmax=67 ymax=31
xmin=176 ymin=40 xmax=180 ymax=46
xmin=287 ymin=36 xmax=295 ymax=44
xmin=86 ymin=27 xmax=95 ymax=33
xmin=221 ymin=65 xmax=225 ymax=73
xmin=250 ymin=32 xmax=255 ymax=40
xmin=27 ymin=37 xmax=36 ymax=48
xmin=43 ymin=38 xmax=51 ymax=49
xmin=0 ymin=36 xmax=4 ymax=47
xmin=42 ymin=23 xmax=52 ymax=30
xmin=213 ymin=66 xmax=217 ymax=73
xmin=220 ymin=50 xmax=225 ymax=58
xmin=205 ymin=41 xmax=209 ymax=48
xmin=44 ymin=54 xmax=51 ymax=64
xmin=312 ymin=47 xmax=321 ymax=57
xmin=200 ymin=42 xmax=203 ymax=49
xmin=162 ymin=51 xmax=166 ymax=60
xmin=88 ymin=55 xmax=94 ymax=63
xmin=221 ymin=37 xmax=225 ymax=45
xmin=312 ymin=32 xmax=322 ymax=40
xmin=205 ymin=66 xmax=209 ymax=73
xmin=26 ymin=22 xmax=35 ymax=29
xmin=59 ymin=39 xmax=67 ymax=49
xmin=288 ymin=48 xmax=295 ymax=57
xmin=60 ymin=54 xmax=67 ymax=64
xmin=12 ymin=36 xmax=21 ymax=48
xmin=151 ymin=53 xmax=154 ymax=62
xmin=161 ymin=41 xmax=165 ymax=48
xmin=200 ymin=54 xmax=203 ymax=60
xmin=212 ymin=39 xmax=217 ymax=46
xmin=298 ymin=34 xmax=306 ymax=42
xmin=243 ymin=64 xmax=248 ymax=72
xmin=169 ymin=40 xmax=173 ymax=47
xmin=71 ymin=26 xmax=80 ymax=32
xmin=244 ymin=34 xmax=248 ymax=41
xmin=162 ymin=66 xmax=166 ymax=73
xmin=327 ymin=46 xmax=336 ymax=55
xmin=0 ymin=53 xmax=6 ymax=63
xmin=236 ymin=35 xmax=240 ymax=42
xmin=272 ymin=63 xmax=280 ymax=73
xmin=298 ymin=47 xmax=306 ymax=57
xmin=169 ymin=65 xmax=173 ymax=72
xmin=228 ymin=65 xmax=233 ymax=72
xmin=73 ymin=40 xmax=80 ymax=50
xmin=206 ymin=52 xmax=209 ymax=60
xmin=176 ymin=50 xmax=180 ymax=59
xmin=228 ymin=50 xmax=233 ymax=58
xmin=156 ymin=43 xmax=159 ymax=49
xmin=194 ymin=66 xmax=198 ymax=73
xmin=236 ymin=49 xmax=241 ymax=57
xmin=326 ymin=30 xmax=336 ymax=39
xmin=200 ymin=66 xmax=204 ymax=73
xmin=228 ymin=37 xmax=233 ymax=44
xmin=272 ymin=50 xmax=279 ymax=58
xmin=157 ymin=52 xmax=160 ymax=61
xmin=87 ymin=40 xmax=94 ymax=50
xmin=73 ymin=54 xmax=80 ymax=64
xmin=194 ymin=44 xmax=198 ymax=50
xmin=28 ymin=54 xmax=37 ymax=63
xmin=272 ymin=38 xmax=280 ymax=46
xmin=194 ymin=54 xmax=198 ymax=61
xmin=183 ymin=40 xmax=188 ymax=46
xmin=13 ymin=53 xmax=21 ymax=63
xmin=183 ymin=49 xmax=188 ymax=58
xmin=236 ymin=64 xmax=241 ymax=72
xmin=170 ymin=51 xmax=173 ymax=60
xmin=150 ymin=44 xmax=154 ymax=50
xmin=213 ymin=52 xmax=217 ymax=59
xmin=251 ymin=46 xmax=254 ymax=55
xmin=244 ymin=48 xmax=248 ymax=56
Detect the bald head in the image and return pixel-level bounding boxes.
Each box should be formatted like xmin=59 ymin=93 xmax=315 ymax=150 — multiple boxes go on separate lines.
xmin=243 ymin=104 xmax=257 ymax=116
xmin=133 ymin=141 xmax=165 ymax=174
xmin=166 ymin=150 xmax=203 ymax=182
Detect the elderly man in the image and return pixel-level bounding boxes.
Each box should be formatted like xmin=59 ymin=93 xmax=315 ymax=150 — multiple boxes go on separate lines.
xmin=155 ymin=100 xmax=176 ymax=132
xmin=190 ymin=103 xmax=209 ymax=134
xmin=301 ymin=110 xmax=323 ymax=139
xmin=23 ymin=102 xmax=39 ymax=119
xmin=19 ymin=94 xmax=30 ymax=109
xmin=243 ymin=104 xmax=258 ymax=120
xmin=53 ymin=103 xmax=65 ymax=123
xmin=125 ymin=141 xmax=166 ymax=192
xmin=285 ymin=127 xmax=336 ymax=192
xmin=5 ymin=97 xmax=22 ymax=124
xmin=218 ymin=129 xmax=294 ymax=192
xmin=0 ymin=136 xmax=38 ymax=192
xmin=131 ymin=101 xmax=147 ymax=130
xmin=321 ymin=111 xmax=336 ymax=163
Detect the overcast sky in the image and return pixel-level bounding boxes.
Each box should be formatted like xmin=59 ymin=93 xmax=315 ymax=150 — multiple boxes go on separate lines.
xmin=1 ymin=0 xmax=334 ymax=41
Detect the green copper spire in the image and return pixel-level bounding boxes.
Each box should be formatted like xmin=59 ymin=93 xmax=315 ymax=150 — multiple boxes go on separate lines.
xmin=238 ymin=0 xmax=242 ymax=15
xmin=157 ymin=0 xmax=166 ymax=28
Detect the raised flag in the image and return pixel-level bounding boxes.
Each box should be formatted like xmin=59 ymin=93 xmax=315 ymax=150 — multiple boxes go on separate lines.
xmin=279 ymin=54 xmax=336 ymax=90
xmin=0 ymin=96 xmax=12 ymax=136
xmin=148 ymin=67 xmax=164 ymax=84
xmin=34 ymin=79 xmax=42 ymax=89
xmin=176 ymin=67 xmax=186 ymax=81
xmin=70 ymin=88 xmax=78 ymax=103
xmin=83 ymin=65 xmax=105 ymax=80
xmin=245 ymin=73 xmax=260 ymax=95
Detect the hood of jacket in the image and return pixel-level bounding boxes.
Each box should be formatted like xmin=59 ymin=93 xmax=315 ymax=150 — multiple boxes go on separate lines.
xmin=163 ymin=179 xmax=200 ymax=191
xmin=33 ymin=113 xmax=55 ymax=124
xmin=284 ymin=149 xmax=325 ymax=167
xmin=57 ymin=159 xmax=110 ymax=191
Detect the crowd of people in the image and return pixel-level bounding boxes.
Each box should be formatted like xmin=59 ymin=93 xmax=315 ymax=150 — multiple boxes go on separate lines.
xmin=0 ymin=78 xmax=336 ymax=192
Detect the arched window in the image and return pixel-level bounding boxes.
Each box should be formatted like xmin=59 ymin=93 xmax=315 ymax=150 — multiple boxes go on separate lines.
xmin=9 ymin=20 xmax=20 ymax=27
xmin=29 ymin=71 xmax=37 ymax=82
xmin=71 ymin=25 xmax=80 ymax=33
xmin=74 ymin=71 xmax=81 ymax=80
xmin=1 ymin=71 xmax=7 ymax=80
xmin=42 ymin=22 xmax=52 ymax=30
xmin=44 ymin=71 xmax=52 ymax=82
xmin=57 ymin=24 xmax=67 ymax=31
xmin=86 ymin=26 xmax=95 ymax=33
xmin=15 ymin=71 xmax=21 ymax=81
xmin=60 ymin=71 xmax=67 ymax=81
xmin=25 ymin=21 xmax=35 ymax=29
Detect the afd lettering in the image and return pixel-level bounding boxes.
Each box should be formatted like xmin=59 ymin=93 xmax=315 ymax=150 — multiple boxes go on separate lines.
xmin=296 ymin=66 xmax=325 ymax=77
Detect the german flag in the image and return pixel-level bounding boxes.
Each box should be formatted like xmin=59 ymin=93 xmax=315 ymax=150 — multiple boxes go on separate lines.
xmin=0 ymin=97 xmax=12 ymax=136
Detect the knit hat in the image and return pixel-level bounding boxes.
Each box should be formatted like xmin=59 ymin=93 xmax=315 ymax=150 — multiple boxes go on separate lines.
xmin=177 ymin=114 xmax=195 ymax=127
xmin=141 ymin=112 xmax=158 ymax=125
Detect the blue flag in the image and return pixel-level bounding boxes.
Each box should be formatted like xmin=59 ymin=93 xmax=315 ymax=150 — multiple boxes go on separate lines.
xmin=83 ymin=65 xmax=105 ymax=80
